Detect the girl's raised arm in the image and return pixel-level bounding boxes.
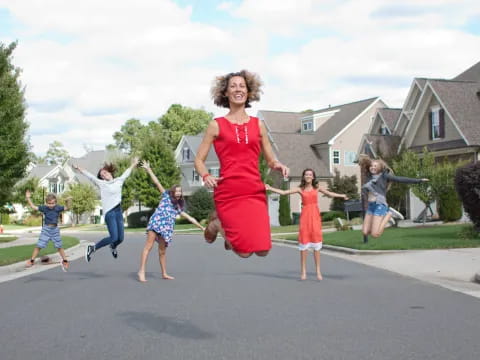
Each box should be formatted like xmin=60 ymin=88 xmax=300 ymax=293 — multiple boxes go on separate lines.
xmin=317 ymin=187 xmax=349 ymax=200
xmin=73 ymin=164 xmax=99 ymax=186
xmin=179 ymin=211 xmax=205 ymax=231
xmin=265 ymin=184 xmax=300 ymax=196
xmin=141 ymin=161 xmax=165 ymax=193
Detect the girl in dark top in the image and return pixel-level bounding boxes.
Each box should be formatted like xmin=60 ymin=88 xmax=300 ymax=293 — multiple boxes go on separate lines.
xmin=360 ymin=156 xmax=428 ymax=238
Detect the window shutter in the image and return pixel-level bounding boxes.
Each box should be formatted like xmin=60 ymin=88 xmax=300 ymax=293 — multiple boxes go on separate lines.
xmin=439 ymin=109 xmax=445 ymax=138
xmin=428 ymin=111 xmax=433 ymax=140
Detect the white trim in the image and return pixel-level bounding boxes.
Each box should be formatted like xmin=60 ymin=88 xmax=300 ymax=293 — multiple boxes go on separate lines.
xmin=394 ymin=80 xmax=423 ymax=133
xmin=298 ymin=242 xmax=323 ymax=251
xmin=328 ymin=97 xmax=383 ymax=145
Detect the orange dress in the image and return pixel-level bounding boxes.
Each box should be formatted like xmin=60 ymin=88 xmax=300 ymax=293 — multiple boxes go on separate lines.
xmin=298 ymin=189 xmax=323 ymax=250
xmin=213 ymin=116 xmax=271 ymax=253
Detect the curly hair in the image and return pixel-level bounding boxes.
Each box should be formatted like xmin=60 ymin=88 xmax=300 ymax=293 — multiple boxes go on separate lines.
xmin=211 ymin=70 xmax=263 ymax=108
xmin=299 ymin=168 xmax=319 ymax=190
xmin=97 ymin=163 xmax=117 ymax=180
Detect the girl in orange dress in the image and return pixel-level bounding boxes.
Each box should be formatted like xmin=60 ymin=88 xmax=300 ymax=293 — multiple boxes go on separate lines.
xmin=266 ymin=169 xmax=348 ymax=280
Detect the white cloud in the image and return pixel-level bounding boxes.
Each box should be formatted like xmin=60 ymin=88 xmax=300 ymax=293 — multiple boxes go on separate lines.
xmin=1 ymin=0 xmax=479 ymax=157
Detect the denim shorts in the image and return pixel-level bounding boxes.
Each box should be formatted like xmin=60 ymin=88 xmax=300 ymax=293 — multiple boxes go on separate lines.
xmin=37 ymin=226 xmax=62 ymax=249
xmin=366 ymin=202 xmax=388 ymax=216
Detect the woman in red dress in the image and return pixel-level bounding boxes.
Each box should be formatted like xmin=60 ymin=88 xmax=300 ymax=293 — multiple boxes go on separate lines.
xmin=194 ymin=70 xmax=289 ymax=258
xmin=266 ymin=169 xmax=348 ymax=280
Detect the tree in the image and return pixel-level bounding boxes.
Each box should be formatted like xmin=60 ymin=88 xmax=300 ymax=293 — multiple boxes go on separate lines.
xmin=0 ymin=41 xmax=30 ymax=207
xmin=61 ymin=183 xmax=98 ymax=225
xmin=279 ymin=182 xmax=292 ymax=226
xmin=393 ymin=148 xmax=435 ymax=223
xmin=44 ymin=140 xmax=70 ymax=165
xmin=12 ymin=177 xmax=46 ymax=215
xmin=159 ymin=104 xmax=213 ymax=150
xmin=112 ymin=118 xmax=145 ymax=153
xmin=186 ymin=188 xmax=214 ymax=221
xmin=327 ymin=169 xmax=359 ymax=211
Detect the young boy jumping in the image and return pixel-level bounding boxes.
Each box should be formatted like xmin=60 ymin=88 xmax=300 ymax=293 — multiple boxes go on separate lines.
xmin=25 ymin=190 xmax=71 ymax=272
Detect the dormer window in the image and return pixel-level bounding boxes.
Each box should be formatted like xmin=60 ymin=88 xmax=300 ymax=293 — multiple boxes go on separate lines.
xmin=380 ymin=125 xmax=390 ymax=135
xmin=429 ymin=107 xmax=445 ymax=140
xmin=302 ymin=120 xmax=313 ymax=132
xmin=182 ymin=147 xmax=191 ymax=161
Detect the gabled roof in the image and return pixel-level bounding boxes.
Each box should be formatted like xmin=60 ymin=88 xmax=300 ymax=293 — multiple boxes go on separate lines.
xmin=453 ymin=61 xmax=480 ymax=82
xmin=312 ymin=97 xmax=380 ymax=144
xmin=177 ymin=135 xmax=218 ymax=162
xmin=378 ymin=108 xmax=401 ymax=132
xmin=268 ymin=133 xmax=330 ymax=177
xmin=28 ymin=164 xmax=57 ymax=179
xmin=428 ymin=79 xmax=480 ymax=146
xmin=258 ymin=110 xmax=304 ymax=133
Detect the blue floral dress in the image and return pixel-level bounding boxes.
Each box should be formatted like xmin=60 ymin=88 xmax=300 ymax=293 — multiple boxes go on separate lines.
xmin=146 ymin=192 xmax=182 ymax=246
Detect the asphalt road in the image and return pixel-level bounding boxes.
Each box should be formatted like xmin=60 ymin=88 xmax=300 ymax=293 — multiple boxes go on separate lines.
xmin=1 ymin=232 xmax=480 ymax=360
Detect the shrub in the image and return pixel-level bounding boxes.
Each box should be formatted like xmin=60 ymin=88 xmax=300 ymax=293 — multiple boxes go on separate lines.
xmin=186 ymin=188 xmax=214 ymax=221
xmin=455 ymin=162 xmax=480 ymax=231
xmin=321 ymin=211 xmax=346 ymax=222
xmin=333 ymin=217 xmax=352 ymax=231
xmin=458 ymin=224 xmax=480 ymax=240
xmin=0 ymin=213 xmax=10 ymax=225
xmin=127 ymin=210 xmax=154 ymax=228
xmin=438 ymin=189 xmax=462 ymax=222
xmin=23 ymin=215 xmax=42 ymax=226
xmin=327 ymin=169 xmax=359 ymax=211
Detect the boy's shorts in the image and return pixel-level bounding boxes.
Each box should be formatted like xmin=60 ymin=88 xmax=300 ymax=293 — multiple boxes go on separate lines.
xmin=366 ymin=202 xmax=388 ymax=217
xmin=37 ymin=226 xmax=62 ymax=249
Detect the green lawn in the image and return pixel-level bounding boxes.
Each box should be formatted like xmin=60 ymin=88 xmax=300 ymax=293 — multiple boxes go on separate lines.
xmin=0 ymin=236 xmax=17 ymax=243
xmin=0 ymin=236 xmax=79 ymax=266
xmin=279 ymin=224 xmax=480 ymax=250
xmin=1 ymin=224 xmax=34 ymax=231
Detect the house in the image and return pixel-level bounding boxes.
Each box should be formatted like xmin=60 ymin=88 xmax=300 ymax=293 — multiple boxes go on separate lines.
xmin=175 ymin=135 xmax=219 ymax=197
xmin=359 ymin=60 xmax=480 ymax=220
xmin=259 ymin=97 xmax=386 ymax=217
xmin=13 ymin=150 xmax=127 ymax=225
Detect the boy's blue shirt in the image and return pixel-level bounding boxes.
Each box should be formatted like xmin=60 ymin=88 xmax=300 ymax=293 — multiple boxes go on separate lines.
xmin=38 ymin=205 xmax=65 ymax=225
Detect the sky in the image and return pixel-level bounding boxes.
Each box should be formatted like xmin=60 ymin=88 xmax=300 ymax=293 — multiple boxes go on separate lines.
xmin=1 ymin=0 xmax=479 ymax=157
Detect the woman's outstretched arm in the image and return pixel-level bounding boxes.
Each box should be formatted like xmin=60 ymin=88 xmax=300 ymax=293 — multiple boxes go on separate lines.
xmin=180 ymin=211 xmax=205 ymax=231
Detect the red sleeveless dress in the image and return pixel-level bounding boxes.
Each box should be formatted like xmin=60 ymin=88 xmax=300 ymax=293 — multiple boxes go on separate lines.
xmin=213 ymin=116 xmax=271 ymax=253
xmin=298 ymin=190 xmax=323 ymax=250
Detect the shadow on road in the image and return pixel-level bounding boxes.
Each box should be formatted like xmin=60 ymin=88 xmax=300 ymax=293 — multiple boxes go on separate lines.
xmin=119 ymin=311 xmax=215 ymax=339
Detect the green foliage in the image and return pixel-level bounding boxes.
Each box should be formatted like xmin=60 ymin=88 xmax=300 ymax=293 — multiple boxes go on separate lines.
xmin=455 ymin=162 xmax=480 ymax=231
xmin=259 ymin=153 xmax=273 ymax=185
xmin=112 ymin=118 xmax=146 ymax=153
xmin=0 ymin=213 xmax=10 ymax=224
xmin=321 ymin=211 xmax=346 ymax=222
xmin=159 ymin=104 xmax=213 ymax=150
xmin=186 ymin=188 xmax=214 ymax=221
xmin=23 ymin=215 xmax=42 ymax=226
xmin=13 ymin=177 xmax=46 ymax=215
xmin=279 ymin=182 xmax=292 ymax=226
xmin=438 ymin=189 xmax=462 ymax=222
xmin=43 ymin=140 xmax=70 ymax=165
xmin=127 ymin=210 xmax=154 ymax=228
xmin=61 ymin=183 xmax=98 ymax=225
xmin=327 ymin=169 xmax=358 ymax=211
xmin=0 ymin=41 xmax=30 ymax=207
xmin=333 ymin=217 xmax=352 ymax=231
xmin=458 ymin=224 xmax=480 ymax=240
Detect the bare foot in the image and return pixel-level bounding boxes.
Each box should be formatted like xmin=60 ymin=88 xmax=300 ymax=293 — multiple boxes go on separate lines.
xmin=316 ymin=273 xmax=323 ymax=281
xmin=300 ymin=273 xmax=307 ymax=281
xmin=137 ymin=272 xmax=147 ymax=283
xmin=162 ymin=274 xmax=175 ymax=280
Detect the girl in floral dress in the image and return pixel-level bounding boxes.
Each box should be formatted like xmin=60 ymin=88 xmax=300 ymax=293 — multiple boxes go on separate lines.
xmin=137 ymin=161 xmax=204 ymax=282
xmin=266 ymin=169 xmax=348 ymax=280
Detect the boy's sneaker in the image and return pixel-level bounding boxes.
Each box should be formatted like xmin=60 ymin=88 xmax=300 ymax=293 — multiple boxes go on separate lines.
xmin=389 ymin=207 xmax=404 ymax=220
xmin=25 ymin=259 xmax=34 ymax=268
xmin=110 ymin=244 xmax=118 ymax=259
xmin=61 ymin=260 xmax=69 ymax=272
xmin=85 ymin=245 xmax=95 ymax=263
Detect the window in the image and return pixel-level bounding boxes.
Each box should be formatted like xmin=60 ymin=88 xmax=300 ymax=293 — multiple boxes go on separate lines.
xmin=58 ymin=183 xmax=65 ymax=193
xmin=49 ymin=182 xmax=57 ymax=193
xmin=333 ymin=150 xmax=340 ymax=165
xmin=192 ymin=170 xmax=200 ymax=183
xmin=344 ymin=151 xmax=356 ymax=166
xmin=380 ymin=125 xmax=390 ymax=135
xmin=208 ymin=167 xmax=220 ymax=178
xmin=182 ymin=147 xmax=191 ymax=161
xmin=302 ymin=120 xmax=313 ymax=132
xmin=429 ymin=108 xmax=445 ymax=140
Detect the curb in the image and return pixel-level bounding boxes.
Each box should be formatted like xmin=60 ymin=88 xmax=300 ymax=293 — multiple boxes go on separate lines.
xmin=272 ymin=238 xmax=406 ymax=255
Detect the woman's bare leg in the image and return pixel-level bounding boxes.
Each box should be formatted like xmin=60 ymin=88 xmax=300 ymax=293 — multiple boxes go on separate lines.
xmin=138 ymin=231 xmax=156 ymax=282
xmin=255 ymin=250 xmax=269 ymax=257
xmin=362 ymin=214 xmax=373 ymax=236
xmin=300 ymin=250 xmax=307 ymax=280
xmin=158 ymin=237 xmax=174 ymax=279
xmin=313 ymin=250 xmax=322 ymax=280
